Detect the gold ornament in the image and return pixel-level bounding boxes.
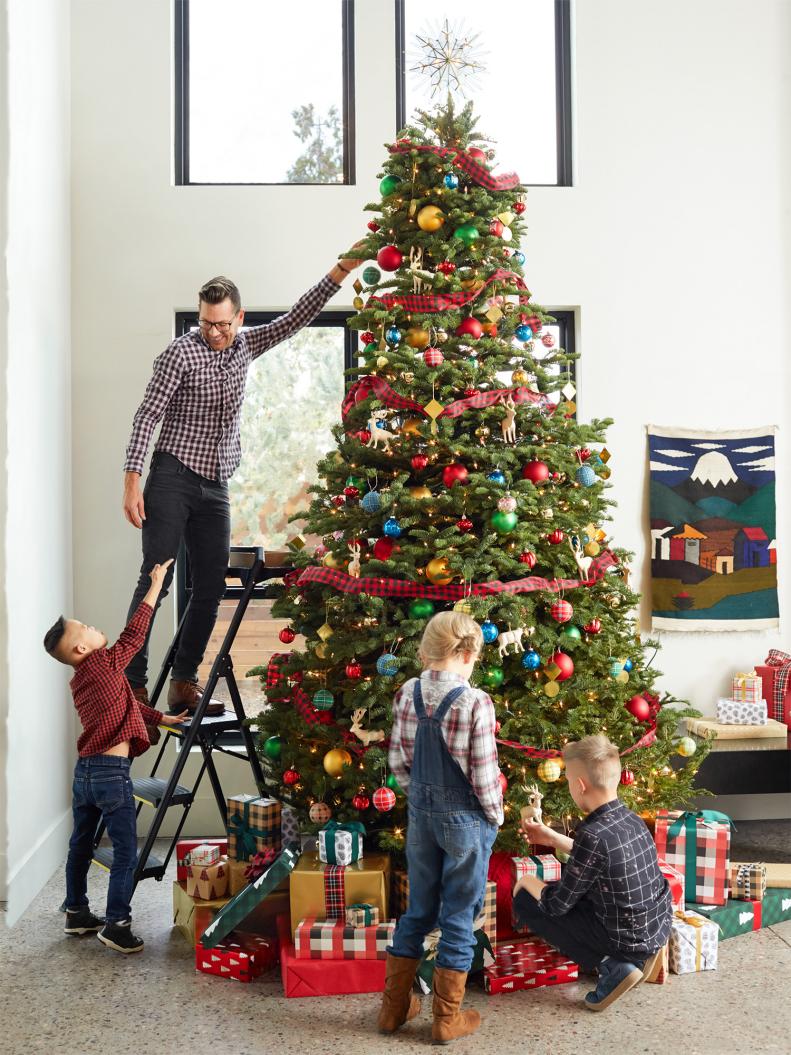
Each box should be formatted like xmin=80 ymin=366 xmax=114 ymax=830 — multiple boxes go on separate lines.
xmin=315 ymin=643 xmax=329 ymax=659
xmin=323 ymin=748 xmax=352 ymax=778
xmin=401 ymin=371 xmax=415 ymax=383
xmin=426 ymin=556 xmax=453 ymax=585
xmin=417 ymin=204 xmax=445 ymax=231
xmin=376 ymin=355 xmax=389 ymax=368
xmin=406 ymin=327 xmax=430 ymax=349
xmin=543 ymin=681 xmax=560 ymax=698
xmin=409 ymin=485 xmax=432 ymax=500
xmin=584 ymin=541 xmax=600 ymax=557
xmin=454 ymin=599 xmax=473 ymax=614
xmin=401 ymin=417 xmax=424 ymax=436
xmin=474 ymin=425 xmax=490 ymax=445
xmin=317 ymin=622 xmax=334 ymax=641
xmin=352 ymin=296 xmax=364 ymax=310
xmin=435 ymin=330 xmax=449 ymax=344
xmin=323 ymin=552 xmax=342 ymax=569
xmin=537 ymin=759 xmax=562 ymax=782
xmin=511 ymin=368 xmax=529 ymax=384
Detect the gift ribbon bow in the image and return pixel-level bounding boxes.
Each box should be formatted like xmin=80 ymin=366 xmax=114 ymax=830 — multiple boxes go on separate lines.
xmin=229 ymin=800 xmax=278 ymax=860
xmin=244 ymin=847 xmax=278 ymax=883
xmin=667 ymin=810 xmax=732 ymax=892
xmin=347 ymin=902 xmax=375 ymax=926
xmin=321 ymin=820 xmax=366 ymax=865
xmin=674 ymin=910 xmax=708 ymax=972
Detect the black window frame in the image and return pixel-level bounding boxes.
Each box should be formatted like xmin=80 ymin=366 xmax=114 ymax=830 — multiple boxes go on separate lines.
xmin=174 ymin=0 xmax=357 ymax=186
xmin=395 ymin=0 xmax=573 ymax=187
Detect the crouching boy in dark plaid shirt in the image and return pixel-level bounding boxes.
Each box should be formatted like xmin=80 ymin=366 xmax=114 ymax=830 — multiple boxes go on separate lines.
xmin=513 ymin=734 xmax=671 ymax=1011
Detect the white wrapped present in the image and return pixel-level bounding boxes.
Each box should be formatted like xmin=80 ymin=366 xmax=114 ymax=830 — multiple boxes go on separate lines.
xmin=668 ymin=910 xmax=718 ymax=974
xmin=716 ymin=697 xmax=768 ymax=725
xmin=188 ymin=843 xmax=222 ymax=867
xmin=318 ymin=822 xmax=364 ymax=865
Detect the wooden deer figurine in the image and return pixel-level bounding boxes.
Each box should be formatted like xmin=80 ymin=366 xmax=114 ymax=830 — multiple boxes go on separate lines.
xmin=569 ymin=534 xmax=593 ymax=581
xmin=350 ymin=708 xmax=385 ymax=747
xmin=520 ymin=783 xmax=544 ymax=827
xmin=347 ymin=542 xmax=361 ymax=578
xmin=408 ymin=245 xmax=433 ymax=294
xmin=365 ymin=409 xmax=398 ymax=452
xmin=500 ymin=393 xmax=517 ymax=444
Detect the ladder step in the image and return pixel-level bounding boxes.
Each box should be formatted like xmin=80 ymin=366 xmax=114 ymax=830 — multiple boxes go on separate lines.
xmin=92 ymin=846 xmax=165 ymax=881
xmin=132 ymin=776 xmax=192 ymax=808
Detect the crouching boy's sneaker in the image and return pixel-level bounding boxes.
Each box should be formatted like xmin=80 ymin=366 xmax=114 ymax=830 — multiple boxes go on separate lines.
xmin=584 ymin=957 xmax=642 ymax=1011
xmin=64 ymin=907 xmax=104 ymax=935
xmin=97 ymin=920 xmax=144 ymax=954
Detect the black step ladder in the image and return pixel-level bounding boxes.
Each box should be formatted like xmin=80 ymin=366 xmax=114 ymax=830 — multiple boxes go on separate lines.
xmin=91 ymin=547 xmax=284 ymax=890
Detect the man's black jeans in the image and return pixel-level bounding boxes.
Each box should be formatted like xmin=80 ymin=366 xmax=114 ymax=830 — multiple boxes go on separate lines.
xmin=125 ymin=451 xmax=230 ymax=688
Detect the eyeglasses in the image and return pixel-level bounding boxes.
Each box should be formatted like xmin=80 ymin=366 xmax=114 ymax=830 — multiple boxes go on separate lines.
xmin=198 ymin=317 xmax=237 ymax=334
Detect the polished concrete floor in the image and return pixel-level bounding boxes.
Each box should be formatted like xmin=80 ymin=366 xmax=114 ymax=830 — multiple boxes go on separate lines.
xmin=1 ymin=823 xmax=790 ymax=1055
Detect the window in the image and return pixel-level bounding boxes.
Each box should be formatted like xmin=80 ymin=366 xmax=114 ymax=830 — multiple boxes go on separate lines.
xmin=175 ymin=0 xmax=356 ymax=185
xmin=396 ymin=0 xmax=572 ymax=186
xmin=494 ymin=309 xmax=576 ymax=410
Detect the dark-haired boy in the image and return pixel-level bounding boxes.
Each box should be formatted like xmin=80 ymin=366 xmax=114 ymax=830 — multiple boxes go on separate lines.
xmin=44 ymin=559 xmax=187 ymax=953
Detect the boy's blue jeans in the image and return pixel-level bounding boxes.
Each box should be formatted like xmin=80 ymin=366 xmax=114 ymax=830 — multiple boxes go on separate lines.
xmin=65 ymin=755 xmax=137 ymax=923
xmin=390 ymin=784 xmax=497 ymax=972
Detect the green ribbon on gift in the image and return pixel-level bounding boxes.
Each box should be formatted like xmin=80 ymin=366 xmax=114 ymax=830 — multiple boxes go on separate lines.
xmin=321 ymin=820 xmax=366 ymax=865
xmin=348 ymin=902 xmax=375 ymax=925
xmin=668 ymin=810 xmax=732 ymax=893
xmin=528 ymin=855 xmax=547 ymax=879
xmin=229 ymin=800 xmax=278 ymax=861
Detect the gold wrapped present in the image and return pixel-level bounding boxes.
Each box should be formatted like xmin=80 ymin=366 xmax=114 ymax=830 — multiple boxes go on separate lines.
xmin=172 ymin=880 xmax=290 ymax=947
xmin=228 ymin=858 xmax=291 ymax=897
xmin=289 ymin=852 xmax=390 ymax=939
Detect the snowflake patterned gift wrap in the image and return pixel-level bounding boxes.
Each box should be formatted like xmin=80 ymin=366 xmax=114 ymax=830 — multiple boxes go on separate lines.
xmin=318 ymin=821 xmax=364 ymax=865
xmin=668 ymin=910 xmax=718 ymax=974
xmin=716 ymin=697 xmax=768 ymax=725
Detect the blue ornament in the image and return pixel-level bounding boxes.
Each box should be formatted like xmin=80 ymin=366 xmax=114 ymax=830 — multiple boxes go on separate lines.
xmin=575 ymin=465 xmax=597 ymax=488
xmin=487 ymin=470 xmax=506 ymax=486
xmin=386 ymin=326 xmax=402 ymax=345
xmin=623 ymin=659 xmax=634 ymax=673
xmin=443 ymin=172 xmax=459 ymax=189
xmin=609 ymin=658 xmax=624 ymax=677
xmin=360 ymin=490 xmax=382 ymax=513
xmin=513 ymin=250 xmax=525 ymax=266
xmin=481 ymin=620 xmax=499 ymax=644
xmin=514 ymin=324 xmax=534 ymax=342
xmin=383 ymin=516 xmax=402 ymax=538
xmin=468 ymin=356 xmax=479 ymax=370
xmin=522 ymin=650 xmax=541 ymax=670
xmin=376 ymin=653 xmax=399 ymax=677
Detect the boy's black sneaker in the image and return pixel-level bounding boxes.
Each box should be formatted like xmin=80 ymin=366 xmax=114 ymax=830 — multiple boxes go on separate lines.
xmin=64 ymin=907 xmax=105 ymax=935
xmin=97 ymin=920 xmax=144 ymax=954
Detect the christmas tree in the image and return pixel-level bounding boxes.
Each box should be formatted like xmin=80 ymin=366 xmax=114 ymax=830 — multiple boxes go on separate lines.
xmin=251 ymin=98 xmax=707 ymax=851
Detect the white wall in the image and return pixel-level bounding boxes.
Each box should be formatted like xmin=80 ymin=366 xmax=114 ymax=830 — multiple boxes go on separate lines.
xmin=1 ymin=0 xmax=72 ymax=922
xmin=69 ymin=0 xmax=791 ymax=831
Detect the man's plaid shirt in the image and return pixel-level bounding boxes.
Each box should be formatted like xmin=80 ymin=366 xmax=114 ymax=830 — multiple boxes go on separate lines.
xmin=124 ymin=274 xmax=339 ymax=481
xmin=540 ymin=799 xmax=672 ymax=956
xmin=389 ymin=670 xmax=504 ymax=826
xmin=70 ymin=602 xmax=164 ymax=758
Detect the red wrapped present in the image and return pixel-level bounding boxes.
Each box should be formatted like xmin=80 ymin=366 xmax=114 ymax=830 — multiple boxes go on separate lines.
xmin=756 ymin=652 xmax=791 ymax=725
xmin=277 ymin=914 xmax=386 ymax=997
xmin=176 ymin=839 xmax=227 ymax=882
xmin=195 ymin=932 xmax=278 ymax=982
xmin=658 ymin=856 xmax=685 ymax=910
xmin=654 ymin=810 xmax=730 ymax=906
xmin=483 ymin=936 xmax=578 ymax=994
xmin=294 ymin=916 xmax=395 ymax=960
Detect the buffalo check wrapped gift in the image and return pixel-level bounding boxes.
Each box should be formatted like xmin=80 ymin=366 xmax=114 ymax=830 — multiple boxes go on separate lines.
xmin=654 ymin=809 xmax=731 ymax=906
xmin=195 ymin=933 xmax=278 ymax=982
xmin=226 ymin=795 xmax=282 ymax=862
xmin=731 ymin=671 xmax=763 ymax=705
xmin=483 ymin=936 xmax=578 ymax=994
xmin=294 ymin=917 xmax=395 ymax=960
xmin=730 ymin=862 xmax=767 ymax=901
xmin=345 ymin=903 xmax=379 ymax=927
xmin=716 ymin=697 xmax=768 ymax=725
xmin=186 ymin=857 xmax=229 ymax=900
xmin=289 ymin=852 xmax=390 ymax=939
xmin=668 ymin=910 xmax=718 ymax=974
xmin=658 ymin=857 xmax=685 ymax=911
xmin=757 ymin=651 xmax=791 ymax=725
xmin=318 ymin=821 xmax=364 ymax=865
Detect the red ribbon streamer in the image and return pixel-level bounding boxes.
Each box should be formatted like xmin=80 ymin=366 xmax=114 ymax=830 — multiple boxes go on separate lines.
xmin=496 ymin=720 xmax=658 ymax=761
xmin=367 ymin=268 xmax=530 ymax=313
xmin=388 ymin=140 xmax=521 ymax=192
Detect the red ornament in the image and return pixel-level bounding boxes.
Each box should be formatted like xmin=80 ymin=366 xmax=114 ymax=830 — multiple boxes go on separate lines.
xmin=525 ymin=314 xmax=542 ymax=333
xmin=550 ymin=600 xmax=573 ymax=623
xmin=513 ymin=201 xmax=526 ymax=214
xmin=283 ymin=768 xmax=300 ymax=786
xmin=352 ymin=791 xmax=371 ymax=811
xmin=463 ymin=387 xmax=477 ymax=397
xmin=377 ymin=245 xmax=403 ymax=272
xmin=548 ymin=529 xmax=565 ymax=544
xmin=367 ymin=220 xmax=380 ymax=232
xmin=278 ymin=627 xmax=296 ymax=644
xmin=345 ymin=660 xmax=363 ymax=680
xmin=357 ymin=429 xmax=371 ymax=444
xmin=489 ymin=219 xmax=504 ymax=237
xmin=373 ymin=537 xmax=395 ymax=560
xmin=583 ymin=618 xmax=602 ymax=634
xmin=481 ymin=322 xmax=498 ymax=337
xmin=620 ymin=768 xmax=635 ymax=787
xmin=331 ymin=495 xmax=345 ymax=507
xmin=467 ymin=146 xmax=487 ymax=160
xmin=437 ymin=260 xmax=456 ymax=275
xmin=502 ymin=248 xmax=511 ymax=258
xmin=343 ymin=486 xmax=359 ymax=499
xmin=578 ymin=447 xmax=591 ymax=461
xmin=522 ymin=460 xmax=550 ymax=484
xmin=290 ymin=670 xmax=303 ymax=684
xmin=442 ymin=463 xmax=469 ymax=488
xmin=424 ymin=347 xmax=444 ymax=367
xmin=518 ymin=550 xmax=537 ymax=568
xmin=411 ymin=453 xmax=429 ymax=471
xmin=498 ymin=771 xmax=508 ymax=795
xmin=457 ymin=516 xmax=474 ymax=533
xmin=373 ymin=787 xmax=396 ymax=812
xmin=626 ymin=695 xmax=651 ymax=722
xmin=551 ymin=472 xmax=561 ymax=481
xmin=360 ymin=331 xmax=375 ymax=344
xmin=549 ymin=651 xmax=574 ymax=682
xmin=541 ymin=333 xmax=555 ymax=348
xmin=455 ymin=317 xmax=483 ymax=340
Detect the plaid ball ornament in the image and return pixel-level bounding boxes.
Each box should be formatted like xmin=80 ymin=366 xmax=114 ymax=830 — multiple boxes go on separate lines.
xmin=550 ymin=599 xmax=573 ymax=623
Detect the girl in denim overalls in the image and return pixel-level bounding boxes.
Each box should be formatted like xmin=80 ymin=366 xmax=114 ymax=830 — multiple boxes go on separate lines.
xmin=378 ymin=612 xmax=503 ymax=1044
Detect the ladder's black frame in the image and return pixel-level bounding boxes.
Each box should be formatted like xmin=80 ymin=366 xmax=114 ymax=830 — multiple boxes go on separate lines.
xmin=92 ymin=548 xmax=285 ymax=888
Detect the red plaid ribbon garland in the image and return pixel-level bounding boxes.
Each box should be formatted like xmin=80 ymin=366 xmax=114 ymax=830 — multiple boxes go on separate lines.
xmin=289 ymin=550 xmax=618 ymax=601
xmin=267 ymin=654 xmax=331 ymax=726
xmin=388 ymin=139 xmax=521 ymax=191
xmin=764 ymin=649 xmax=791 ymax=722
xmin=367 ymin=268 xmax=531 ymax=313
xmin=496 ymin=719 xmax=657 ymax=761
xmin=323 ymin=864 xmax=347 ymax=919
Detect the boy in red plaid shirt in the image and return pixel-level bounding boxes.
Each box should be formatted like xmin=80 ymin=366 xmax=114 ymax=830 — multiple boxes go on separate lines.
xmin=44 ymin=559 xmax=187 ymax=953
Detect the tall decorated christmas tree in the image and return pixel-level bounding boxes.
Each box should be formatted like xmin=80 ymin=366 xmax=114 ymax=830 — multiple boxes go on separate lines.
xmin=251 ymin=97 xmax=707 ymax=852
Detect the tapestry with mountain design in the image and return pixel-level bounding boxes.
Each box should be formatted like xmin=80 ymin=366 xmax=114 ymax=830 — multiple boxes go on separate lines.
xmin=647 ymin=426 xmax=778 ymax=631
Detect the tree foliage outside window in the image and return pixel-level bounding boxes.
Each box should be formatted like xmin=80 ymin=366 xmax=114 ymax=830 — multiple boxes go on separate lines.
xmin=287 ymin=104 xmax=344 ymax=183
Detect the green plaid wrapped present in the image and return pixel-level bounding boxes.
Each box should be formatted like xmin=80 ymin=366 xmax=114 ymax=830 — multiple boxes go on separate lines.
xmin=416 ymin=929 xmax=494 ymax=994
xmin=345 ymin=903 xmax=379 ymax=927
xmin=226 ymin=795 xmax=282 ymax=862
xmin=730 ymin=862 xmax=767 ymax=901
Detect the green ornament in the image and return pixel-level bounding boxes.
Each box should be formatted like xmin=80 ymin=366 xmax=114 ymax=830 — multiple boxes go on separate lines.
xmin=362 ymin=266 xmax=381 ymax=284
xmin=480 ymin=665 xmax=505 ymax=689
xmin=409 ymin=598 xmax=436 ymax=619
xmin=386 ymin=772 xmax=404 ymax=795
xmin=312 ymin=689 xmax=334 ymax=711
xmin=453 ymin=223 xmax=479 ymax=246
xmin=490 ymin=510 xmax=518 ymax=534
xmin=560 ymin=625 xmax=582 ymax=643
xmin=365 ymin=342 xmax=379 ymax=354
xmin=263 ymin=735 xmax=283 ymax=761
xmin=346 ymin=475 xmax=366 ymax=491
xmin=380 ymin=174 xmax=400 ymax=197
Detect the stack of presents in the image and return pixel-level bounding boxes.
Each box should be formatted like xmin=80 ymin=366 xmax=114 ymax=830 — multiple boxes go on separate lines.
xmin=685 ymin=661 xmax=791 ymax=749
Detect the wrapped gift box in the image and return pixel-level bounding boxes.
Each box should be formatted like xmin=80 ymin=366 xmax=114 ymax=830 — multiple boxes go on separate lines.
xmin=391 ymin=868 xmax=410 ymax=919
xmin=277 ymin=915 xmax=386 ymax=997
xmin=716 ymin=697 xmax=768 ymax=725
xmin=654 ymin=810 xmax=730 ymax=905
xmin=658 ymin=857 xmax=685 ymax=910
xmin=318 ymin=822 xmax=364 ymax=866
xmin=643 ymin=943 xmax=669 ymax=985
xmin=416 ymin=928 xmax=494 ymax=995
xmin=733 ymin=861 xmax=791 ymax=889
xmin=226 ymin=795 xmax=282 ymax=862
xmin=294 ymin=917 xmax=395 ymax=960
xmin=756 ymin=653 xmax=791 ymax=725
xmin=730 ymin=862 xmax=767 ymax=901
xmin=731 ymin=671 xmax=763 ymax=705
xmin=201 ymin=847 xmax=301 ymax=949
xmin=228 ymin=856 xmax=292 ymax=897
xmin=391 ymin=870 xmax=496 ymax=950
xmin=172 ymin=881 xmax=290 ymax=947
xmin=176 ymin=839 xmax=227 ymax=881
xmin=290 ymin=852 xmax=390 ymax=940
xmin=282 ymin=806 xmax=300 ymax=847
xmin=195 ymin=932 xmax=278 ymax=982
xmin=189 ymin=843 xmax=222 ymax=867
xmin=483 ymin=936 xmax=578 ymax=994
xmin=185 ymin=857 xmax=229 ymax=900
xmin=687 ymin=889 xmax=791 ymax=938
xmin=511 ymin=855 xmax=563 ymax=932
xmin=345 ymin=904 xmax=379 ymax=927
xmin=669 ymin=910 xmax=718 ymax=974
